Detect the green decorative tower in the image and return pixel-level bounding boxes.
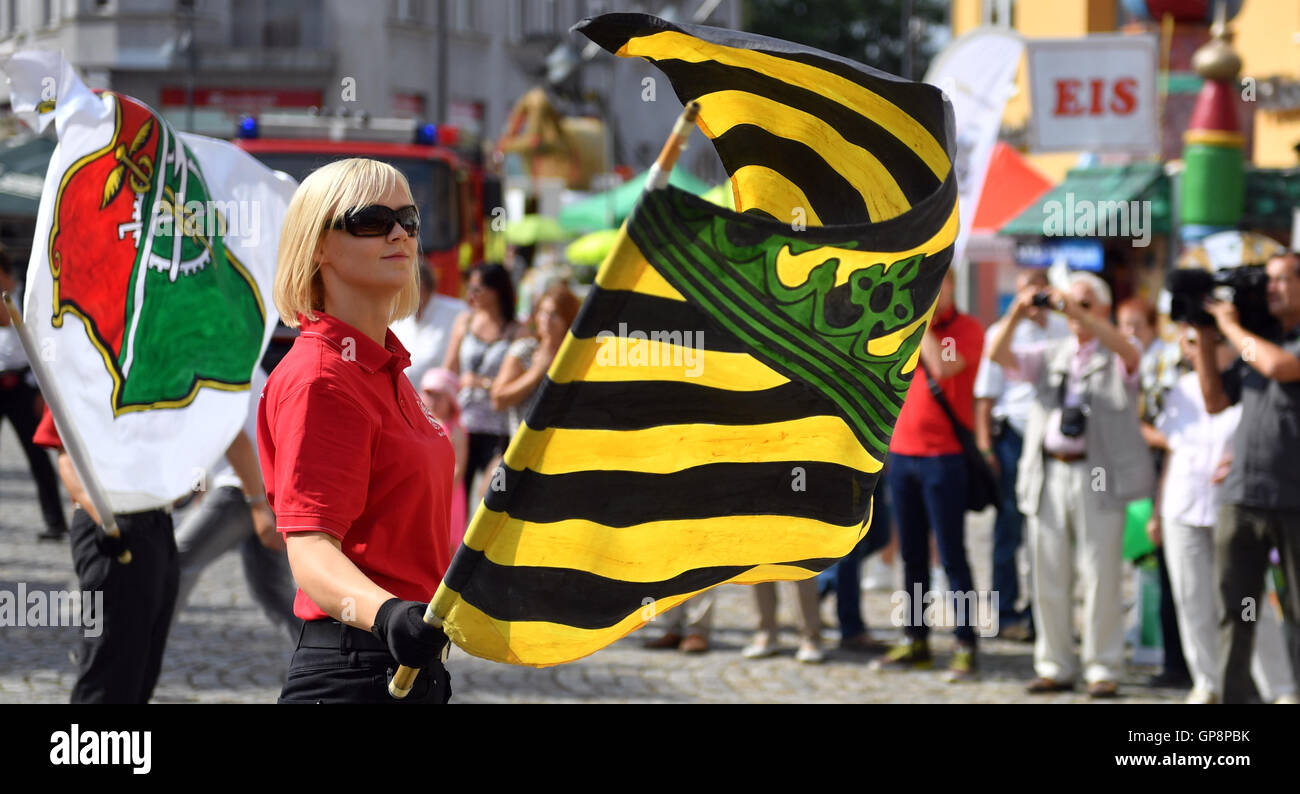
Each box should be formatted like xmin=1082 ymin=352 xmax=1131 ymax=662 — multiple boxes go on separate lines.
xmin=1179 ymin=3 xmax=1245 ymax=243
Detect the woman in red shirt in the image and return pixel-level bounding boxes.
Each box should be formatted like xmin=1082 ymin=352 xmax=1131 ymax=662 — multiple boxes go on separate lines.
xmin=258 ymin=158 xmax=456 ymax=704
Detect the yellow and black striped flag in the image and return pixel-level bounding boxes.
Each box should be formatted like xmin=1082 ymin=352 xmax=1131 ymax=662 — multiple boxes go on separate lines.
xmin=431 ymin=12 xmax=958 ymax=666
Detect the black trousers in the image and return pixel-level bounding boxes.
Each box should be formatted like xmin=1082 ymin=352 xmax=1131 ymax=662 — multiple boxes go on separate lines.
xmin=0 ymin=375 xmax=67 ymax=534
xmin=278 ymin=619 xmax=452 ymax=704
xmin=466 ymin=432 xmax=508 ymax=483
xmin=1216 ymin=503 xmax=1300 ymax=703
xmin=1156 ymin=544 xmax=1189 ymax=677
xmin=68 ymin=507 xmax=178 ymax=704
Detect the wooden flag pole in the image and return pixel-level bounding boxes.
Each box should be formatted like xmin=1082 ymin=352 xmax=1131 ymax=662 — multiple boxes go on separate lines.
xmin=387 ymin=99 xmax=701 ymax=698
xmin=644 ymin=100 xmax=700 ymax=191
xmin=2 ymin=292 xmax=131 ymax=564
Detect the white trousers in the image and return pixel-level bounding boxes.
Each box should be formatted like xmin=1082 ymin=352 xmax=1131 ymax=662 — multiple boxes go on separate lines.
xmin=1162 ymin=517 xmax=1296 ymax=700
xmin=1027 ymin=459 xmax=1126 ymax=683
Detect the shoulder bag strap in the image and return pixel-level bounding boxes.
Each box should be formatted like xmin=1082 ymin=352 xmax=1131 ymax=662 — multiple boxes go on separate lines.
xmin=918 ymin=361 xmax=969 ymax=438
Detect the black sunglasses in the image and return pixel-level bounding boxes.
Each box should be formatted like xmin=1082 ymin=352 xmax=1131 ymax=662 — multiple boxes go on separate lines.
xmin=330 ymin=204 xmax=420 ymax=237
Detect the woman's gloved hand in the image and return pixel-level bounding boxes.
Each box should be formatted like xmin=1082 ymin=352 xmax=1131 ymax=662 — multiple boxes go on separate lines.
xmin=370 ymin=598 xmax=449 ymax=668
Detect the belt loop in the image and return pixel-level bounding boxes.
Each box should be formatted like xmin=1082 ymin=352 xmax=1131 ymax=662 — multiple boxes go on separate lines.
xmin=295 ymin=620 xmax=308 ymax=648
xmin=338 ymin=620 xmax=351 ymax=654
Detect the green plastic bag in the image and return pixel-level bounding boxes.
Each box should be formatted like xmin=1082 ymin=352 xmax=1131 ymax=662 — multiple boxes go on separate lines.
xmin=1123 ymin=498 xmax=1155 ymax=562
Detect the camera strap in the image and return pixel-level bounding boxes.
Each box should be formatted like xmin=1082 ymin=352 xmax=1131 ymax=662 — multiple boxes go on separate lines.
xmin=1053 ymin=348 xmax=1095 ymax=413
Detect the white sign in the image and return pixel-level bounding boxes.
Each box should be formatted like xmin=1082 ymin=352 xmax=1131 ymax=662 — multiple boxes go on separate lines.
xmin=1026 ymin=33 xmax=1158 ymax=154
xmin=925 ymin=27 xmax=1025 ymax=271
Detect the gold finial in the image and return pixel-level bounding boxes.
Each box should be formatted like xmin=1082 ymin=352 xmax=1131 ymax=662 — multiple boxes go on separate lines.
xmin=1192 ymin=0 xmax=1242 ymax=81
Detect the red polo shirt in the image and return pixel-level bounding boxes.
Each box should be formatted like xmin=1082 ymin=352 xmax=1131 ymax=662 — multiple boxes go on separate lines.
xmin=33 ymin=406 xmax=61 ymax=449
xmin=257 ymin=311 xmax=456 ymax=621
xmin=890 ymin=307 xmax=985 ymax=457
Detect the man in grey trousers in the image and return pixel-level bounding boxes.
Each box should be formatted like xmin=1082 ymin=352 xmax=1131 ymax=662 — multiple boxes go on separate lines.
xmin=170 ymin=364 xmax=300 ymax=642
xmin=1191 ymin=251 xmax=1300 ymax=703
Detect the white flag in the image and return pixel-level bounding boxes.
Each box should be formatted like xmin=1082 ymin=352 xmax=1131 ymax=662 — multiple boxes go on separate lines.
xmin=925 ymin=27 xmax=1025 ymax=270
xmin=3 ymin=50 xmax=296 ymax=512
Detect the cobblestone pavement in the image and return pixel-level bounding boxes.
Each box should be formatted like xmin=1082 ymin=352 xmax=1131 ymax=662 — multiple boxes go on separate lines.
xmin=0 ymin=422 xmax=1183 ymax=704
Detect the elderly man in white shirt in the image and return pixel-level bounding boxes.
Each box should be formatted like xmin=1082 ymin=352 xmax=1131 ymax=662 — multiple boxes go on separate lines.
xmin=1154 ymin=327 xmax=1296 ymax=704
xmin=988 ymin=271 xmax=1153 ymax=698
xmin=974 ymin=269 xmax=1070 ymax=640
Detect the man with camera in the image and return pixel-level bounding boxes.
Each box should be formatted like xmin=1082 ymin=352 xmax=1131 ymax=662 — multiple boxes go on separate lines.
xmin=988 ymin=272 xmax=1152 ymax=698
xmin=1190 ymin=251 xmax=1300 ymax=703
xmin=974 ymin=269 xmax=1070 ymax=642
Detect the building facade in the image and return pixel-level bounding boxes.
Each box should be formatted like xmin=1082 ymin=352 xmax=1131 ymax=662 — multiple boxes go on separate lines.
xmin=0 ymin=0 xmax=740 ymax=177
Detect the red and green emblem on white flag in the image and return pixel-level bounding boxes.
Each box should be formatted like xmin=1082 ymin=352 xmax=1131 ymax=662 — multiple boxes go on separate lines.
xmin=4 ymin=50 xmax=295 ymax=511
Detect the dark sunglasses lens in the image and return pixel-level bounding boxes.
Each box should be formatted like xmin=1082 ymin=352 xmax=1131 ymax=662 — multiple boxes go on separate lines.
xmin=346 ymin=206 xmax=396 ymax=236
xmin=395 ymin=206 xmax=420 ymax=235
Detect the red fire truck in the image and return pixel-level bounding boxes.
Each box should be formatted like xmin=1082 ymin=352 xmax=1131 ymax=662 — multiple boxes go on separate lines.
xmin=234 ymin=111 xmax=495 ymax=298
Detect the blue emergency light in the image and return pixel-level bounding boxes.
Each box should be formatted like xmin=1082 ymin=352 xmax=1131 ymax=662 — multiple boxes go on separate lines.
xmin=237 ymin=116 xmax=259 ymax=139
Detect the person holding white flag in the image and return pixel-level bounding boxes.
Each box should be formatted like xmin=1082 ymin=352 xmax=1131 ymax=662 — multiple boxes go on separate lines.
xmin=2 ymin=50 xmax=291 ymax=702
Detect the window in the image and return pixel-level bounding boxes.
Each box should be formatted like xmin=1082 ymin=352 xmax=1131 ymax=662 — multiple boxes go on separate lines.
xmin=231 ymin=0 xmax=256 ymax=46
xmin=264 ymin=2 xmax=302 ymax=46
xmin=230 ymin=0 xmax=322 ymax=48
xmin=507 ymin=0 xmax=523 ymax=41
xmin=982 ymin=0 xmax=1014 ymax=27
xmin=248 ymin=153 xmax=458 ymax=253
xmin=395 ymin=0 xmax=423 ymax=23
xmin=523 ymin=0 xmax=556 ymax=35
xmin=453 ymin=0 xmax=474 ymax=32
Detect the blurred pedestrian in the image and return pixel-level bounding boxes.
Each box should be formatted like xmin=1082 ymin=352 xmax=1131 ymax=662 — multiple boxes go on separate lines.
xmin=1118 ymin=295 xmax=1191 ymax=689
xmin=988 ymin=272 xmax=1152 ymax=698
xmin=445 ymin=263 xmax=518 ymax=500
xmin=818 ymin=479 xmax=894 ymax=654
xmin=643 ymin=592 xmax=716 ymax=654
xmin=0 ymin=250 xmax=68 ymax=541
xmin=742 ymin=579 xmax=825 ymax=663
xmin=391 ymin=262 xmax=467 ymax=389
xmin=420 ymin=367 xmax=468 ymax=548
xmin=170 ymin=363 xmax=299 ymax=643
xmin=1190 ymin=252 xmax=1300 ymax=703
xmin=34 ymin=408 xmax=178 ymax=703
xmin=491 ymin=283 xmax=580 ymax=437
xmin=1155 ymin=327 xmax=1295 ymax=703
xmin=974 ymin=268 xmax=1069 ymax=641
xmin=261 ymin=158 xmax=454 ymax=703
xmin=880 ymin=270 xmax=984 ymax=681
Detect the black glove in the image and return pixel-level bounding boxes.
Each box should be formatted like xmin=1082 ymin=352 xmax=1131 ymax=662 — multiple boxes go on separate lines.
xmin=95 ymin=531 xmax=129 ymax=560
xmin=371 ymin=598 xmax=449 ymax=668
xmin=85 ymin=512 xmax=129 ymax=561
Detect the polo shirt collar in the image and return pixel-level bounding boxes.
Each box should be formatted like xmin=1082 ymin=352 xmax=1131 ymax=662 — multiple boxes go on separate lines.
xmin=298 ymin=311 xmax=411 ymax=374
xmin=933 ymin=305 xmax=958 ymax=327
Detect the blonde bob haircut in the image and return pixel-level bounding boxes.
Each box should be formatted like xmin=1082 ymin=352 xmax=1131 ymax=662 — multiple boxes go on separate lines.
xmin=274 ymin=157 xmax=421 ymax=327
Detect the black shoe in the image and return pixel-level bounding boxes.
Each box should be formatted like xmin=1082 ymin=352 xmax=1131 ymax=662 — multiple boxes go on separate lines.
xmin=36 ymin=528 xmax=67 ymax=541
xmin=1147 ymin=670 xmax=1193 ymax=689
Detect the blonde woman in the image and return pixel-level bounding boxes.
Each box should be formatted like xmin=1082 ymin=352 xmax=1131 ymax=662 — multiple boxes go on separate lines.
xmin=258 ymin=158 xmax=456 ymax=704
